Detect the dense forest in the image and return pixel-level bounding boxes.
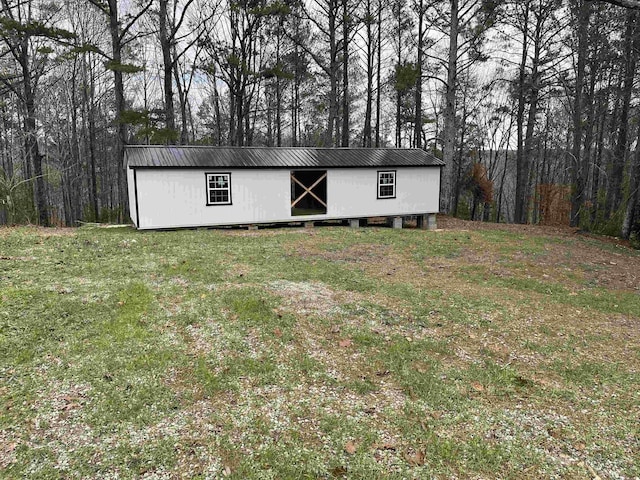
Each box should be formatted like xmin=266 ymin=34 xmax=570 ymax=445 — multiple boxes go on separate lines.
xmin=1 ymin=0 xmax=639 ymax=241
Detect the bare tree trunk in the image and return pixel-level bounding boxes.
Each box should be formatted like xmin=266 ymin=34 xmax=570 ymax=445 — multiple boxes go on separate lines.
xmin=341 ymin=0 xmax=349 ymax=147
xmin=414 ymin=0 xmax=424 ymax=149
xmin=581 ymin=46 xmax=599 ymax=218
xmin=276 ymin=32 xmax=282 ymax=147
xmin=292 ymin=79 xmax=299 ymax=146
xmin=606 ymin=10 xmax=638 ymax=216
xmin=172 ymin=60 xmax=190 ymax=144
xmin=159 ymin=0 xmax=176 ymax=142
xmin=442 ymin=0 xmax=459 ymax=213
xmin=229 ymin=89 xmax=236 ymax=145
xmin=266 ymin=84 xmax=274 ymax=146
xmin=521 ymin=9 xmax=543 ymax=224
xmin=514 ymin=1 xmax=530 ymax=224
xmin=107 ymin=0 xmax=128 ymax=222
xmin=452 ymin=101 xmax=466 ymax=216
xmin=1 ymin=103 xmax=14 ymax=180
xmin=570 ymin=1 xmax=591 ymax=227
xmin=394 ymin=0 xmax=403 ymax=148
xmin=328 ymin=71 xmax=338 ymax=146
xmin=82 ymin=53 xmax=99 ymax=220
xmin=622 ymin=127 xmax=640 ymax=238
xmin=590 ymin=92 xmax=607 ymax=224
xmin=375 ymin=0 xmax=382 ymax=147
xmin=210 ymin=66 xmax=223 ymax=145
xmin=327 ymin=0 xmax=339 ymax=146
xmin=395 ymin=83 xmax=402 ymax=147
xmin=22 ymin=62 xmax=49 ymax=226
xmin=362 ymin=0 xmax=373 ymax=147
xmin=244 ymin=95 xmax=252 ymax=145
xmin=496 ymin=118 xmax=513 ymax=223
xmin=69 ymin=60 xmax=82 ymax=224
xmin=235 ymin=87 xmax=244 ymax=146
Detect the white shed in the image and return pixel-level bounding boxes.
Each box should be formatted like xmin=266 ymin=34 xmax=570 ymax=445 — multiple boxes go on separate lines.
xmin=125 ymin=146 xmax=443 ymax=230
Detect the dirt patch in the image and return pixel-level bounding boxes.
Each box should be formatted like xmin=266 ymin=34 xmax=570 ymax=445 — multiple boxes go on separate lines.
xmin=11 ymin=380 xmax=96 ymax=471
xmin=517 ymin=239 xmax=639 ymax=292
xmin=184 ymin=322 xmax=224 ymax=356
xmin=267 ymin=280 xmax=349 ymax=318
xmin=438 ymin=216 xmax=581 ymax=239
xmin=438 ymin=216 xmax=640 ymax=292
xmin=290 ymin=242 xmax=393 ymax=266
xmin=225 ymin=227 xmax=319 ymax=238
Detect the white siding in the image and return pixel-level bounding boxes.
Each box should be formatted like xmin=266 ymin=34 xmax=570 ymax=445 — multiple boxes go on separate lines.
xmin=126 ymin=167 xmax=137 ymax=227
xmin=131 ymin=167 xmax=440 ymax=229
xmin=327 ymin=168 xmax=439 ymax=217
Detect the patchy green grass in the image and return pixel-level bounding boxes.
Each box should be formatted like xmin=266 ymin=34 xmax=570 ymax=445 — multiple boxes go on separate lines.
xmin=1 ymin=219 xmax=639 ymax=479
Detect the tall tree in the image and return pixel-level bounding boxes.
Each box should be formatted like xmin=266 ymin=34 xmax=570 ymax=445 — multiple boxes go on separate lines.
xmin=88 ymin=0 xmax=153 ymax=219
xmin=440 ymin=0 xmax=499 ymax=213
xmin=569 ymin=0 xmax=592 ymax=227
xmin=157 ymin=0 xmax=210 ymax=143
xmin=340 ymin=0 xmax=353 ymax=146
xmin=413 ymin=0 xmax=426 ymax=148
xmin=391 ymin=0 xmax=413 ymax=147
xmin=374 ymin=0 xmax=383 ymax=147
xmin=622 ymin=127 xmax=640 ymax=238
xmin=0 ymin=0 xmax=75 ymax=226
xmin=295 ymin=0 xmax=343 ymax=146
xmin=441 ymin=0 xmax=459 ymax=212
xmin=508 ymin=0 xmax=563 ymax=224
xmin=361 ymin=0 xmax=376 ymax=146
xmin=202 ymin=0 xmax=265 ymax=146
xmin=605 ymin=9 xmax=638 ymax=216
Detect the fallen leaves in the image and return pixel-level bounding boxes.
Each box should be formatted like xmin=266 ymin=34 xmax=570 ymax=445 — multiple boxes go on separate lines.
xmin=62 ymin=402 xmax=81 ymax=411
xmin=331 ymin=465 xmax=348 ymax=477
xmin=471 ymin=381 xmax=485 ymax=392
xmin=404 ymin=449 xmax=425 ymax=466
xmin=412 ymin=362 xmax=429 ymax=374
xmin=584 ymin=462 xmax=602 ymax=480
xmin=61 ymin=395 xmax=83 ymax=411
xmin=344 ymin=441 xmax=357 ymax=455
xmin=547 ymin=427 xmax=563 ymax=439
xmin=372 ymin=442 xmax=396 ymax=451
xmin=338 ymin=338 xmax=352 ymax=348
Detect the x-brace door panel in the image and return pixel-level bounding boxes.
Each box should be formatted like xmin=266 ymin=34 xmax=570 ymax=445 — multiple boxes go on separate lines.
xmin=291 ymin=170 xmax=328 ymax=216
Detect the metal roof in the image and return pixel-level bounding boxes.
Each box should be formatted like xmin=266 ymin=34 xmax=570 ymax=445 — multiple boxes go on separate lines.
xmin=125 ymin=146 xmax=445 ymax=169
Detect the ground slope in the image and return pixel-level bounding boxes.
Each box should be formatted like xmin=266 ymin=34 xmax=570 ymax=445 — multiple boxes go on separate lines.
xmin=1 ymin=219 xmax=638 ymax=479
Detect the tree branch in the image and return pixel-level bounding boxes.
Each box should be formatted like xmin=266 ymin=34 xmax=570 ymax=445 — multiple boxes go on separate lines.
xmin=598 ymin=0 xmax=640 ymax=9
xmin=119 ymin=0 xmax=154 ymax=43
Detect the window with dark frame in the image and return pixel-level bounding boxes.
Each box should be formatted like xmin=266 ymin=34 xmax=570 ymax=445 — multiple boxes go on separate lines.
xmin=378 ymin=171 xmax=396 ymax=199
xmin=206 ymin=173 xmax=231 ymax=205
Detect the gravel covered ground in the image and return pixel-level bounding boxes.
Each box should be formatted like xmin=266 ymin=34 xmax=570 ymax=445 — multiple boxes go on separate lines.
xmin=1 ymin=219 xmax=639 ymax=479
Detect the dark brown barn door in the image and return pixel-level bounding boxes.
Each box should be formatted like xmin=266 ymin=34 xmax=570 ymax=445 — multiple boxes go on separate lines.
xmin=291 ymin=170 xmax=327 ymax=216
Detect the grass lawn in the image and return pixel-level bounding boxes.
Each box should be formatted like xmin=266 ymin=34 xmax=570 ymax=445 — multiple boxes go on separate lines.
xmin=1 ymin=218 xmax=639 ymax=479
